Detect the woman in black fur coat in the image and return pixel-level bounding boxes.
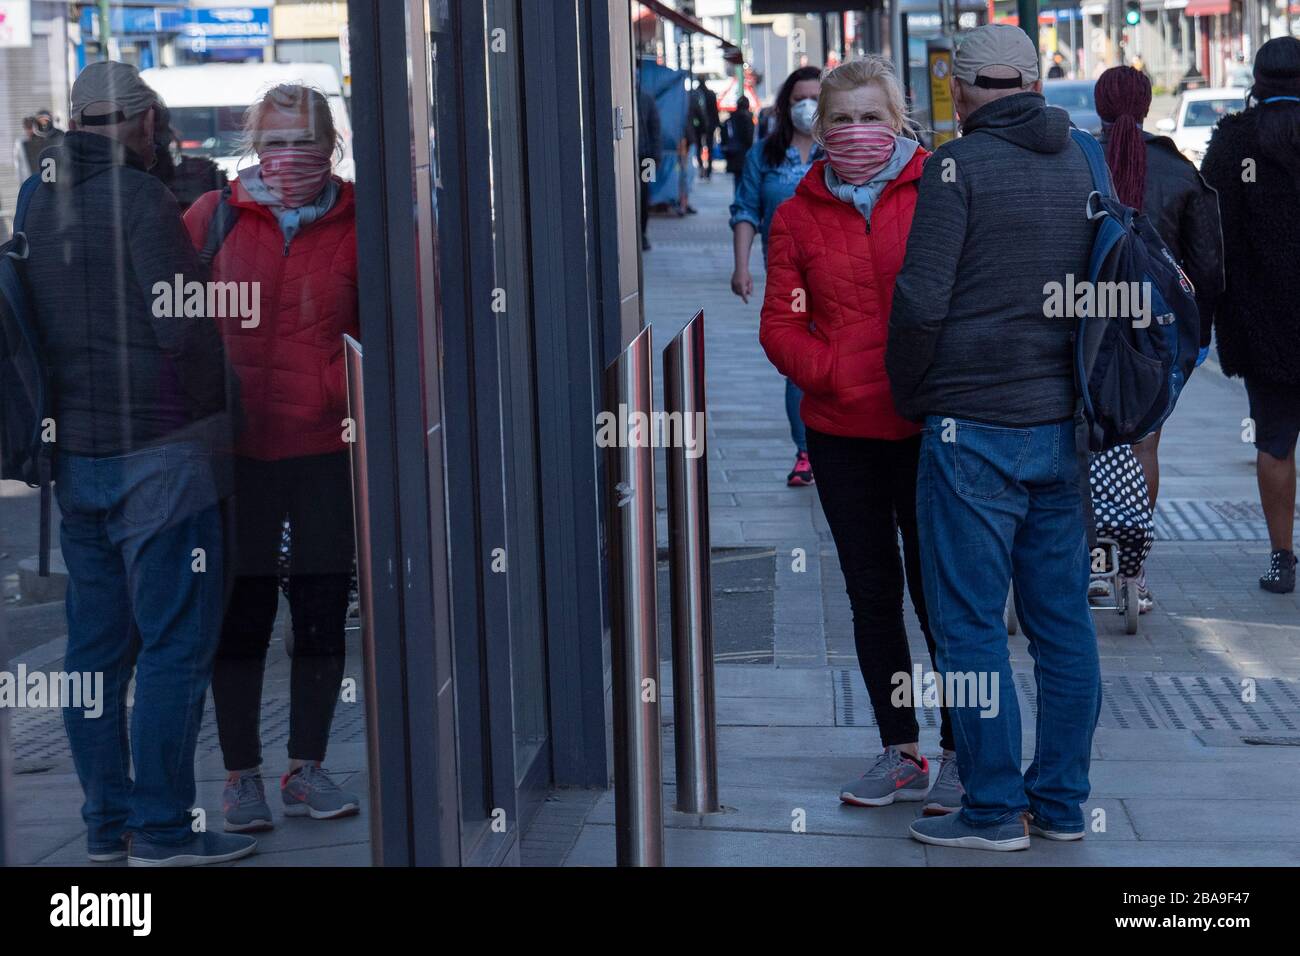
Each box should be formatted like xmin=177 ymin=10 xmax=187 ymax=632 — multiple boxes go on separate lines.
xmin=1201 ymin=36 xmax=1300 ymax=594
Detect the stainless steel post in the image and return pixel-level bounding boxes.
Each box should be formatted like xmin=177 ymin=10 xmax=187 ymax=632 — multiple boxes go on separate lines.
xmin=343 ymin=334 xmax=384 ymax=866
xmin=0 ymin=614 xmax=11 ymax=867
xmin=604 ymin=326 xmax=664 ymax=866
xmin=663 ymin=311 xmax=719 ymax=815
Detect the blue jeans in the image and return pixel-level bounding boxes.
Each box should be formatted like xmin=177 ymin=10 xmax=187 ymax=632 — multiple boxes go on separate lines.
xmin=785 ymin=378 xmax=807 ymax=453
xmin=56 ymin=440 xmax=223 ymax=848
xmin=916 ymin=416 xmax=1101 ymax=831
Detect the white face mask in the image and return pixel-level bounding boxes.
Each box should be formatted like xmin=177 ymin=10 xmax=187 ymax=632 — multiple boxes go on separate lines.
xmin=790 ymin=98 xmax=818 ymax=134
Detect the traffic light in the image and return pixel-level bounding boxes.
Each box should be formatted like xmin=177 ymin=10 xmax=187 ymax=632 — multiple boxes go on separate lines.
xmin=1125 ymin=1 xmax=1141 ymax=26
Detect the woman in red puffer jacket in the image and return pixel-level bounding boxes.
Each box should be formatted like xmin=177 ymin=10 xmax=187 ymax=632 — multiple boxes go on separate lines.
xmin=184 ymin=83 xmax=360 ymax=830
xmin=760 ymin=57 xmax=958 ymax=813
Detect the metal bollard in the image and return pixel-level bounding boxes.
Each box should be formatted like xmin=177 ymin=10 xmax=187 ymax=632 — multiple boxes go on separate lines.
xmin=603 ymin=326 xmax=664 ymax=866
xmin=343 ymin=335 xmax=385 ymax=866
xmin=663 ymin=311 xmax=720 ymax=814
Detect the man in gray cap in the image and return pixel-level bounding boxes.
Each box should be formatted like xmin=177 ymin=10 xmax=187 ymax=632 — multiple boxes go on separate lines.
xmin=21 ymin=61 xmax=253 ymax=866
xmin=886 ymin=24 xmax=1102 ymax=851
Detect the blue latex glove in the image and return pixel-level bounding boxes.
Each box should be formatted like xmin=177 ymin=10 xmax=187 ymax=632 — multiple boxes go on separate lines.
xmin=1195 ymin=346 xmax=1209 ymax=367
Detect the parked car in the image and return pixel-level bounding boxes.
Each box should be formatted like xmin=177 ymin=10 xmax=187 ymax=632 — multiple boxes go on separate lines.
xmin=140 ymin=62 xmax=355 ymax=181
xmin=1043 ymin=79 xmax=1102 ymax=137
xmin=1156 ymin=87 xmax=1247 ymax=167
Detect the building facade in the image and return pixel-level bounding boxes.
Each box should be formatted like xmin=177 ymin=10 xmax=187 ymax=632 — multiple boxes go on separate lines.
xmin=330 ymin=0 xmax=641 ymax=864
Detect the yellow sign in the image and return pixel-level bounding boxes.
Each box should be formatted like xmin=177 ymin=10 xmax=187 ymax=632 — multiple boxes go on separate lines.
xmin=273 ymin=1 xmax=348 ymax=40
xmin=929 ymin=48 xmax=956 ymax=147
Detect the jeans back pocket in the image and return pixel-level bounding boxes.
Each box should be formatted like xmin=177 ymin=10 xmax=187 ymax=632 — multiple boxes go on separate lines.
xmin=954 ymin=422 xmax=1032 ymax=500
xmin=117 ymin=450 xmax=169 ymax=527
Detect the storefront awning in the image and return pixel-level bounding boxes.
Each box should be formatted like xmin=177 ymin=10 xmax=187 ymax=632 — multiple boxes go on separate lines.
xmin=1184 ymin=0 xmax=1231 ymax=14
xmin=635 ymin=0 xmax=744 ymax=64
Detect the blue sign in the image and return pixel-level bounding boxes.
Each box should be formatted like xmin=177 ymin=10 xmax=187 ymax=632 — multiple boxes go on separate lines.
xmin=182 ymin=8 xmax=271 ymax=50
xmin=80 ymin=5 xmax=270 ymax=48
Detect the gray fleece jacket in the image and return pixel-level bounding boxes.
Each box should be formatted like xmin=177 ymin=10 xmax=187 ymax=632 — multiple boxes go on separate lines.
xmin=886 ymin=92 xmax=1097 ymax=426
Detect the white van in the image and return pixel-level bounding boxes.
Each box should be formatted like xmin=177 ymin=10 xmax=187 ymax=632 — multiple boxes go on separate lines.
xmin=139 ymin=62 xmax=355 ymax=181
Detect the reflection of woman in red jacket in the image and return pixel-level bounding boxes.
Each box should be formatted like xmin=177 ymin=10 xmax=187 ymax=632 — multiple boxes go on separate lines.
xmin=184 ymin=84 xmax=360 ymax=831
xmin=759 ymin=58 xmax=957 ymax=813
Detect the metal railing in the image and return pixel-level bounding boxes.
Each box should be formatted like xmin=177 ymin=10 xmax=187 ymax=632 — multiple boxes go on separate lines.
xmin=343 ymin=334 xmax=385 ymax=866
xmin=603 ymin=325 xmax=664 ymax=866
xmin=663 ymin=311 xmax=719 ymax=815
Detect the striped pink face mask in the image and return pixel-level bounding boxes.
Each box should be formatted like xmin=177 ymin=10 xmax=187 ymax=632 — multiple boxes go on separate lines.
xmin=820 ymin=122 xmax=897 ymax=185
xmin=259 ymin=145 xmax=334 ymax=208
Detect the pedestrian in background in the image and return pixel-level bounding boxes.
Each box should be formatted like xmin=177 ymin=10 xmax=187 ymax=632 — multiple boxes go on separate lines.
xmin=1094 ymin=64 xmax=1224 ymax=611
xmin=12 ymin=115 xmax=34 ymax=181
xmin=636 ymin=78 xmax=661 ymax=252
xmin=14 ymin=110 xmax=66 ymax=182
xmin=690 ymin=75 xmax=720 ymax=180
xmin=888 ymin=24 xmax=1102 ymax=851
xmin=149 ymin=99 xmax=225 ymax=212
xmin=729 ymin=64 xmax=823 ymax=488
xmin=760 ymin=56 xmax=959 ymax=815
xmin=186 ymin=83 xmax=362 ymax=832
xmin=1201 ymin=36 xmax=1300 ymax=594
xmin=24 ymin=61 xmax=250 ymax=867
xmin=720 ymin=94 xmax=754 ymax=194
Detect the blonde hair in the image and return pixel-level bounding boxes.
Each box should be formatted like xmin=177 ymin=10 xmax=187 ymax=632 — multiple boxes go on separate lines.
xmin=240 ymin=83 xmax=341 ymax=158
xmin=813 ymin=56 xmax=914 ymax=141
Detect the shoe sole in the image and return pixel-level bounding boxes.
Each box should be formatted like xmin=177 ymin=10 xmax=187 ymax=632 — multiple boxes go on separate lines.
xmin=282 ymin=801 xmax=360 ymax=820
xmin=224 ymin=818 xmax=274 ymax=833
xmin=787 ymin=477 xmax=814 ymax=487
xmin=1028 ymin=824 xmax=1084 ymax=841
xmin=840 ymin=788 xmax=926 ymax=808
xmin=88 ymin=851 xmax=127 ymax=862
xmin=127 ymin=842 xmax=257 ymax=867
xmin=909 ymin=827 xmax=1030 ymax=851
xmin=1260 ymin=582 xmax=1295 ymax=594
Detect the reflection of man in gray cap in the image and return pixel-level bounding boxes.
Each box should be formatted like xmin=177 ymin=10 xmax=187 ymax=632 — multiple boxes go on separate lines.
xmin=21 ymin=62 xmax=254 ymax=866
xmin=887 ymin=24 xmax=1102 ymax=852
xmin=68 ymin=60 xmax=162 ymax=166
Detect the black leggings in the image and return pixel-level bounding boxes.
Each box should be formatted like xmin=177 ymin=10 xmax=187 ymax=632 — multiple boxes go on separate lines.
xmin=806 ymin=429 xmax=954 ymax=752
xmin=213 ymin=452 xmax=355 ymax=771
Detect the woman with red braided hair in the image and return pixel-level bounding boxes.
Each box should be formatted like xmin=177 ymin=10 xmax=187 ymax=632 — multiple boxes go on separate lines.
xmin=1093 ymin=64 xmax=1224 ymax=611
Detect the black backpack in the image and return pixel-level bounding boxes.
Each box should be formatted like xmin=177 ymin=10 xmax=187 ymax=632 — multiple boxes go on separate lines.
xmin=0 ymin=175 xmax=53 ymax=575
xmin=1069 ymin=128 xmax=1201 ymax=452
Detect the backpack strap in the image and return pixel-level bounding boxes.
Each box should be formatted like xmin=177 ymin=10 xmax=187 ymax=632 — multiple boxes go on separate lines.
xmin=38 ymin=454 xmax=52 ymax=577
xmin=0 ymin=174 xmax=41 ymax=261
xmin=198 ymin=183 xmax=241 ymax=268
xmin=1069 ymin=127 xmax=1118 ymax=219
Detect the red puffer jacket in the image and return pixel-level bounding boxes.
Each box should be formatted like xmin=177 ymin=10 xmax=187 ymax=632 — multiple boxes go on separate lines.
xmin=185 ymin=179 xmax=358 ymax=461
xmin=760 ymin=153 xmax=926 ymax=440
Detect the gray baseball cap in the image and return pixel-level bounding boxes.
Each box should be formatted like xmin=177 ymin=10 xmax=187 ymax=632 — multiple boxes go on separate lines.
xmin=70 ymin=61 xmax=158 ymax=125
xmin=953 ymin=24 xmax=1040 ymax=88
